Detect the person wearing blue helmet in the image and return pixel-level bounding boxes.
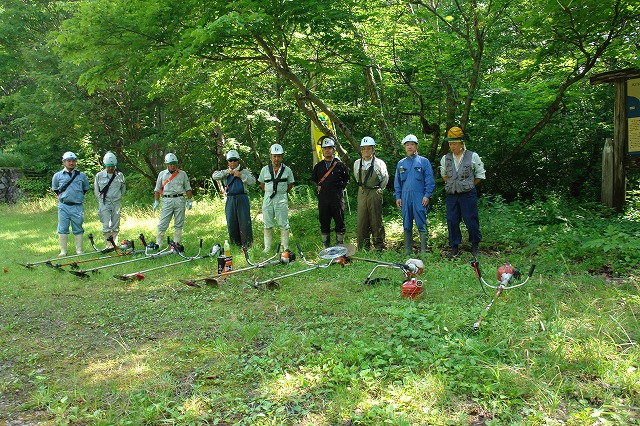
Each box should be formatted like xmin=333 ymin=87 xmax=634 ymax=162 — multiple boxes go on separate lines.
xmin=393 ymin=134 xmax=436 ymax=255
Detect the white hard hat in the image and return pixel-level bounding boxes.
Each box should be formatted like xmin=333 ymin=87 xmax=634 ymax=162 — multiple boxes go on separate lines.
xmin=103 ymin=152 xmax=117 ymax=166
xmin=270 ymin=144 xmax=284 ymax=155
xmin=62 ymin=151 xmax=77 ymax=161
xmin=401 ymin=134 xmax=418 ymax=145
xmin=164 ymin=153 xmax=179 ymax=164
xmin=360 ymin=136 xmax=376 ymax=147
xmin=321 ymin=137 xmax=336 ymax=148
xmin=226 ymin=150 xmax=240 ymax=161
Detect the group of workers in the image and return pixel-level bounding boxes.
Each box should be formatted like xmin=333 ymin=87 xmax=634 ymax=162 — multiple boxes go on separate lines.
xmin=51 ymin=126 xmax=485 ymax=259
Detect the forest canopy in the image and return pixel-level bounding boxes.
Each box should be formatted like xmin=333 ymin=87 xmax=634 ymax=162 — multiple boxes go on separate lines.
xmin=0 ymin=0 xmax=639 ymax=200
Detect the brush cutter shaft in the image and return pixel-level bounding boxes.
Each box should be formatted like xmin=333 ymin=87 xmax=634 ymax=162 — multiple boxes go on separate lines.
xmin=473 ymin=286 xmax=504 ymax=330
xmin=254 ymin=259 xmax=334 ymax=286
xmin=70 ymin=248 xmax=172 ymax=276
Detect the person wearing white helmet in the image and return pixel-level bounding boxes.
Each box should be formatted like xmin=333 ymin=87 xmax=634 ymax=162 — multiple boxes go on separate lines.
xmin=212 ymin=149 xmax=257 ymax=247
xmin=153 ymin=152 xmax=193 ymax=247
xmin=51 ymin=151 xmax=90 ymax=256
xmin=353 ymin=136 xmax=389 ymax=250
xmin=440 ymin=126 xmax=485 ymax=258
xmin=311 ymin=136 xmax=350 ymax=248
xmin=394 ymin=134 xmax=436 ymax=255
xmin=258 ymin=144 xmax=295 ymax=251
xmin=94 ymin=152 xmax=126 ymax=248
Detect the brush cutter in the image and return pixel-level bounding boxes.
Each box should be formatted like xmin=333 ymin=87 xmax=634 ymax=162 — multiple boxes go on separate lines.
xmin=470 ymin=259 xmax=536 ymax=330
xmin=20 ymin=233 xmax=115 ymax=268
xmin=251 ymin=243 xmax=338 ymax=289
xmin=68 ymin=235 xmax=174 ymax=278
xmin=179 ymin=244 xmax=283 ymax=288
xmin=47 ymin=235 xmax=135 ymax=269
xmin=113 ymin=240 xmax=218 ymax=281
xmin=335 ymin=243 xmax=424 ymax=285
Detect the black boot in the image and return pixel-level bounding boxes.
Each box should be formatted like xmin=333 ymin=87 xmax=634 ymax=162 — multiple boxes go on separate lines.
xmin=471 ymin=242 xmax=480 ymax=257
xmin=446 ymin=245 xmax=459 ymax=259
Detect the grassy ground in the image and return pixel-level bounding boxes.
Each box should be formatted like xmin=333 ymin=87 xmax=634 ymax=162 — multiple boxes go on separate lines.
xmin=1 ymin=190 xmax=639 ymax=425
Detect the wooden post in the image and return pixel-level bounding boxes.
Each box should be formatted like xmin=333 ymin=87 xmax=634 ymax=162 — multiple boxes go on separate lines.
xmin=601 ymin=138 xmax=613 ymax=206
xmin=612 ymin=80 xmax=627 ymax=212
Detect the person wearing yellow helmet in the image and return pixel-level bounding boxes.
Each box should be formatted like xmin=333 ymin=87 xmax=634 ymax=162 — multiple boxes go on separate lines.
xmin=94 ymin=152 xmax=126 ymax=248
xmin=258 ymin=144 xmax=295 ymax=252
xmin=153 ymin=152 xmax=193 ymax=247
xmin=212 ymin=149 xmax=257 ymax=247
xmin=52 ymin=151 xmax=90 ymax=256
xmin=440 ymin=126 xmax=486 ymax=258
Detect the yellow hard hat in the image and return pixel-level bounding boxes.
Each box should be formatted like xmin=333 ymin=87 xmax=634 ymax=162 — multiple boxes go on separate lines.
xmin=444 ymin=126 xmax=469 ymax=141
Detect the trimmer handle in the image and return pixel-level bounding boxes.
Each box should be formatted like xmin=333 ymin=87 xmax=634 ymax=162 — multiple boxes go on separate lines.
xmin=88 ymin=233 xmax=95 ymax=245
xmin=528 ymin=264 xmax=536 ymax=277
xmin=296 ymin=242 xmax=304 ymax=259
xmin=199 ymin=239 xmax=203 ymax=248
xmin=275 ymin=243 xmax=282 ymax=254
xmin=139 ymin=233 xmax=147 ymax=247
xmin=470 ymin=259 xmax=482 ymax=279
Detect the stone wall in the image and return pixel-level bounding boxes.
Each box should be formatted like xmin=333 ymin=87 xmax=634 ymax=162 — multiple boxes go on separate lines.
xmin=0 ymin=168 xmax=23 ymax=203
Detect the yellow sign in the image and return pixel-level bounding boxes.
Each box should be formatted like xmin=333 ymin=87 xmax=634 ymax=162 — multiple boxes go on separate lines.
xmin=311 ymin=112 xmax=336 ymax=164
xmin=628 ymin=78 xmax=640 ymax=154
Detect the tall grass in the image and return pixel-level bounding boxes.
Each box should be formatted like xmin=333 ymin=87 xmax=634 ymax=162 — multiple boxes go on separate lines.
xmin=0 ymin=193 xmax=638 ymax=425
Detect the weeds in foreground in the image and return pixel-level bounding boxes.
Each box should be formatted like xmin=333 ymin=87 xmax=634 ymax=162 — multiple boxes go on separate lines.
xmin=0 ymin=195 xmax=639 ymax=425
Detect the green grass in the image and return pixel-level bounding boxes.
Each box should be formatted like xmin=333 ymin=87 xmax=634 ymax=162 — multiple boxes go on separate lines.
xmin=1 ymin=192 xmax=639 ymax=425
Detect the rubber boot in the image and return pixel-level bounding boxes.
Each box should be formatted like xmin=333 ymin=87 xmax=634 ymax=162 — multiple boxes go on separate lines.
xmin=58 ymin=234 xmax=68 ymax=257
xmin=471 ymin=242 xmax=480 ymax=257
xmin=74 ymin=233 xmax=84 ymax=255
xmin=173 ymin=228 xmax=183 ymax=244
xmin=321 ymin=233 xmax=331 ymax=248
xmin=420 ymin=232 xmax=428 ymax=254
xmin=280 ymin=228 xmax=289 ymax=250
xmin=447 ymin=245 xmax=459 ymax=259
xmin=103 ymin=232 xmax=113 ymax=249
xmin=404 ymin=230 xmax=413 ymax=255
xmin=111 ymin=231 xmax=119 ymax=247
xmin=336 ymin=232 xmax=345 ymax=245
xmin=263 ymin=228 xmax=273 ymax=252
xmin=156 ymin=230 xmax=165 ymax=247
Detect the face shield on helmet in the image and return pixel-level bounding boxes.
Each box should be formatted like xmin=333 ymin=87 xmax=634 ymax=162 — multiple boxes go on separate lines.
xmin=103 ymin=152 xmax=117 ymax=167
xmin=164 ymin=153 xmax=179 ymax=164
xmin=360 ymin=137 xmax=375 ymax=147
xmin=270 ymin=144 xmax=284 ymax=155
xmin=401 ymin=134 xmax=418 ymax=146
xmin=226 ymin=150 xmax=240 ymax=161
xmin=62 ymin=151 xmax=77 ymax=161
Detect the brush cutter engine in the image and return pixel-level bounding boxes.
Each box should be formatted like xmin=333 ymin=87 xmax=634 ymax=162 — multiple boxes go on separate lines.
xmin=279 ymin=249 xmax=296 ymax=264
xmin=118 ymin=240 xmax=135 ymax=253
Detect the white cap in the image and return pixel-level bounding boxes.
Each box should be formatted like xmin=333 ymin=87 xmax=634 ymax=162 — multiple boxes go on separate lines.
xmin=103 ymin=152 xmax=117 ymax=166
xmin=62 ymin=151 xmax=77 ymax=161
xmin=360 ymin=136 xmax=375 ymax=147
xmin=270 ymin=144 xmax=284 ymax=155
xmin=226 ymin=150 xmax=240 ymax=161
xmin=164 ymin=153 xmax=179 ymax=164
xmin=321 ymin=138 xmax=336 ymax=148
xmin=401 ymin=134 xmax=418 ymax=145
